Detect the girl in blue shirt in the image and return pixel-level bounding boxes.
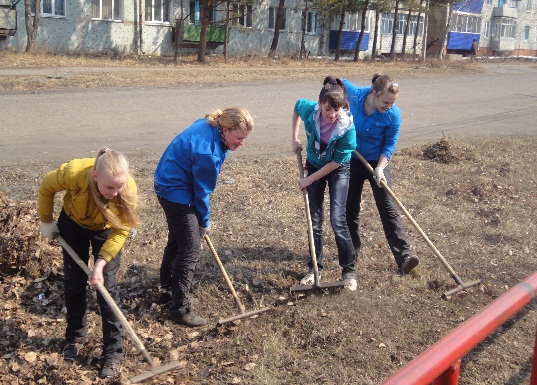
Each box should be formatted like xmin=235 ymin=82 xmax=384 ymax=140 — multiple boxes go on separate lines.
xmin=343 ymin=74 xmax=419 ymax=275
xmin=154 ymin=106 xmax=254 ymax=327
xmin=292 ymin=76 xmax=358 ymax=291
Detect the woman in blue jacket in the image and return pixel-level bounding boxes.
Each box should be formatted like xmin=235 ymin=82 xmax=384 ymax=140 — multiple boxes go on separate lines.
xmin=292 ymin=76 xmax=358 ymax=291
xmin=154 ymin=106 xmax=254 ymax=327
xmin=343 ymin=74 xmax=419 ymax=275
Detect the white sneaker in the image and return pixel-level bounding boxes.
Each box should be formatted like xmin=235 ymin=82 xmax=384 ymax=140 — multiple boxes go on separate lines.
xmin=300 ymin=271 xmax=321 ymax=285
xmin=344 ymin=278 xmax=357 ymax=292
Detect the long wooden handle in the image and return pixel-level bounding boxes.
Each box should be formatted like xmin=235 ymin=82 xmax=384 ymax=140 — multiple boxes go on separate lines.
xmin=296 ymin=151 xmax=320 ymax=285
xmin=56 ymin=236 xmax=155 ymax=367
xmin=353 ymin=150 xmax=463 ymax=284
xmin=204 ymin=234 xmax=246 ymax=313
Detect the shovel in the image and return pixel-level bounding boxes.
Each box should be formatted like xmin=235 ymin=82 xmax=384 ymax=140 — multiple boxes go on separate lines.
xmin=353 ymin=149 xmax=481 ymax=297
xmin=204 ymin=234 xmax=272 ymax=325
xmin=56 ymin=236 xmax=183 ymax=383
xmin=290 ymin=150 xmax=347 ymax=292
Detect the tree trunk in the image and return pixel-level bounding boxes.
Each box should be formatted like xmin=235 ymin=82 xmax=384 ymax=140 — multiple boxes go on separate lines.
xmin=421 ymin=0 xmax=429 ymax=61
xmin=401 ymin=9 xmax=412 ymax=59
xmin=372 ymin=10 xmax=380 ymax=58
xmin=353 ymin=1 xmax=369 ymax=62
xmin=268 ymin=0 xmax=285 ymax=58
xmin=299 ymin=1 xmax=312 ymax=60
xmin=413 ymin=0 xmax=424 ymax=59
xmin=24 ymin=0 xmax=41 ymax=52
xmin=334 ymin=5 xmax=345 ymax=61
xmin=224 ymin=1 xmax=230 ymax=60
xmin=174 ymin=0 xmax=185 ymax=63
xmin=197 ymin=0 xmax=210 ymax=62
xmin=390 ymin=0 xmax=400 ymax=59
xmin=439 ymin=2 xmax=452 ymax=60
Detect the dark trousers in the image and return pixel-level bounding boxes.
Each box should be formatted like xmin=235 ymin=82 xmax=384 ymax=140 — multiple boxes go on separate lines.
xmin=346 ymin=157 xmax=412 ymax=267
xmin=57 ymin=210 xmax=124 ymax=359
xmin=305 ymin=162 xmax=356 ymax=279
xmin=157 ymin=196 xmax=200 ymax=318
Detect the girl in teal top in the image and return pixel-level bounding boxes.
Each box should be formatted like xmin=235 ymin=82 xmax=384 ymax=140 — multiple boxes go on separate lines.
xmin=291 ymin=76 xmax=358 ymax=291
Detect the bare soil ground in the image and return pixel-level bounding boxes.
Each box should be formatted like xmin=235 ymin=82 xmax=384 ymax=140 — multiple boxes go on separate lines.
xmin=0 ymin=51 xmax=488 ymax=91
xmin=1 ymin=53 xmax=536 ymax=385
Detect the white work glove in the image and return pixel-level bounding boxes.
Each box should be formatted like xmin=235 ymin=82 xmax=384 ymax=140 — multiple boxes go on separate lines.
xmin=40 ymin=221 xmax=60 ymax=239
xmin=374 ymin=167 xmax=387 ymax=187
xmin=199 ymin=226 xmax=210 ymax=239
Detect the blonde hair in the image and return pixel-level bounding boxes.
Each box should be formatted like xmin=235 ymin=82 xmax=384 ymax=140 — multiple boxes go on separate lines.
xmin=206 ymin=106 xmax=254 ymax=133
xmin=372 ymin=73 xmax=399 ymax=95
xmin=88 ymin=148 xmax=139 ymax=229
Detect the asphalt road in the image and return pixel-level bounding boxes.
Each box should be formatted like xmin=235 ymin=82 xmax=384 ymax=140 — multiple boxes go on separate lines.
xmin=1 ymin=62 xmax=536 ymax=167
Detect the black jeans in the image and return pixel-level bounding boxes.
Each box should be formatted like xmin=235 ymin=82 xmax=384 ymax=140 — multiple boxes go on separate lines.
xmin=157 ymin=196 xmax=200 ymax=318
xmin=58 ymin=210 xmax=124 ymax=359
xmin=305 ymin=162 xmax=357 ymax=279
xmin=346 ymin=157 xmax=412 ymax=267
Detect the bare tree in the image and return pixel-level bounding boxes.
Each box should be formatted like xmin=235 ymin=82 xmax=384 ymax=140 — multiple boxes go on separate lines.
xmin=389 ymin=0 xmax=400 ymax=58
xmin=268 ymin=0 xmax=285 ymax=58
xmin=401 ymin=7 xmax=412 ymax=59
xmin=412 ymin=0 xmax=425 ymax=59
xmin=334 ymin=4 xmax=346 ymax=61
xmin=24 ymin=0 xmax=41 ymax=52
xmin=353 ymin=0 xmax=370 ymax=62
xmin=370 ymin=0 xmax=392 ymax=59
xmin=197 ymin=0 xmax=211 ymax=62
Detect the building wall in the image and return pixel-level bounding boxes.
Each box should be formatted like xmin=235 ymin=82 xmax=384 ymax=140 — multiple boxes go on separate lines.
xmin=427 ymin=0 xmax=537 ymax=57
xmin=0 ymin=0 xmax=425 ymax=57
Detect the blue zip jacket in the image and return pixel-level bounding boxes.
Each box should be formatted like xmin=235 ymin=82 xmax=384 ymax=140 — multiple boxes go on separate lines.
xmin=294 ymin=98 xmax=356 ymax=169
xmin=343 ymin=79 xmax=401 ymax=161
xmin=154 ymin=118 xmax=228 ymax=228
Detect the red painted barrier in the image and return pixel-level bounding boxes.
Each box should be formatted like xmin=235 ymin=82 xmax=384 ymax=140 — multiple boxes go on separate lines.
xmin=381 ymin=271 xmax=537 ymax=385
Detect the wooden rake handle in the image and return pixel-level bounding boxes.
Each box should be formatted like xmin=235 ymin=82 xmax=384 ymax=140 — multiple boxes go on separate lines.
xmin=353 ymin=149 xmax=465 ymax=285
xmin=56 ymin=236 xmax=155 ymax=368
xmin=204 ymin=234 xmax=246 ymax=313
xmin=296 ymin=151 xmax=320 ymax=285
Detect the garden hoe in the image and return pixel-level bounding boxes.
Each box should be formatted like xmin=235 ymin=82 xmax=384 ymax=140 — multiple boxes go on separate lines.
xmin=56 ymin=236 xmax=183 ymax=384
xmin=290 ymin=150 xmax=347 ymax=293
xmin=353 ymin=149 xmax=482 ymax=298
xmin=204 ymin=234 xmax=272 ymax=325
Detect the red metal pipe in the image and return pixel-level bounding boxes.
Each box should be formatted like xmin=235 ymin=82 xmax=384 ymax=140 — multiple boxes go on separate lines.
xmin=531 ymin=321 xmax=537 ymax=385
xmin=381 ymin=271 xmax=537 ymax=385
xmin=432 ymin=359 xmax=460 ymax=385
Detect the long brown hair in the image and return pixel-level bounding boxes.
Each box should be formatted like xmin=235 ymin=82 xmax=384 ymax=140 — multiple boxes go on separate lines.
xmin=87 ymin=148 xmax=139 ymax=229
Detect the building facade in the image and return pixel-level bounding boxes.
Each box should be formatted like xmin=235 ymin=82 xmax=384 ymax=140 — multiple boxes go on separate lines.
xmin=428 ymin=0 xmax=537 ymax=57
xmin=0 ymin=0 xmax=425 ymax=58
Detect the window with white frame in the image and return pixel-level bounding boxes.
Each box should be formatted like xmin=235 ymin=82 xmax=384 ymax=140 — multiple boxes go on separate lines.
xmin=380 ymin=13 xmax=423 ymax=36
xmin=487 ymin=0 xmax=492 ymax=4
xmin=527 ymin=0 xmax=532 ymax=10
xmin=452 ymin=14 xmax=481 ymax=33
xmin=302 ymin=10 xmax=319 ymax=33
xmin=344 ymin=14 xmax=368 ymax=31
xmin=92 ymin=0 xmax=120 ymax=20
xmin=509 ymin=0 xmax=518 ymax=7
xmin=408 ymin=14 xmax=423 ymax=36
xmin=233 ymin=4 xmax=252 ymax=27
xmin=485 ymin=20 xmax=492 ymax=37
xmin=268 ymin=6 xmax=286 ymax=30
xmin=524 ymin=25 xmax=530 ymax=40
xmin=491 ymin=17 xmax=516 ymax=37
xmin=145 ymin=0 xmax=171 ymax=22
xmin=31 ymin=0 xmax=65 ymax=16
xmin=188 ymin=0 xmax=215 ymax=25
xmin=498 ymin=0 xmax=505 ymax=6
